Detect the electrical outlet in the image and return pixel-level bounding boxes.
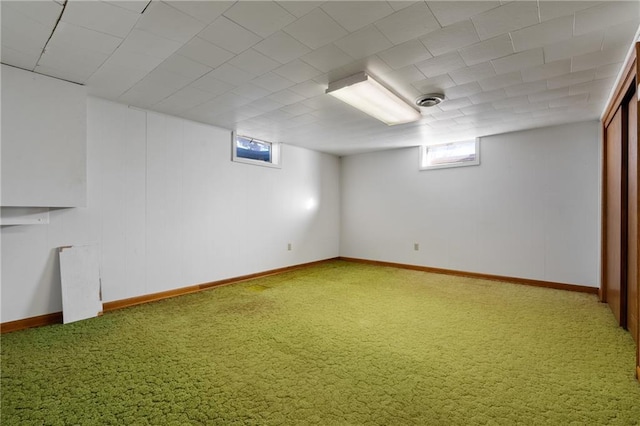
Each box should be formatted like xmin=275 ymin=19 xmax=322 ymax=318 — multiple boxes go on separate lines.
xmin=287 ymin=243 xmax=292 ymax=251
xmin=414 ymin=243 xmax=419 ymax=251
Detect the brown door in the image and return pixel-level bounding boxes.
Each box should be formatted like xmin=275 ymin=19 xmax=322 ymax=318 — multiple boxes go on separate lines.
xmin=605 ymin=107 xmax=627 ymax=326
xmin=627 ymin=91 xmax=638 ymax=343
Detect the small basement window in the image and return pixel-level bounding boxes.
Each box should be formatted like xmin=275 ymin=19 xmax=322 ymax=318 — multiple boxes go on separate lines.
xmin=420 ymin=139 xmax=480 ymax=170
xmin=232 ymin=133 xmax=281 ymax=168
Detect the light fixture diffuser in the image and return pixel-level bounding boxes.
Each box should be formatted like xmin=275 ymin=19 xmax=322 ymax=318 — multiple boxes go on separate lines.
xmin=326 ymin=72 xmax=421 ymax=126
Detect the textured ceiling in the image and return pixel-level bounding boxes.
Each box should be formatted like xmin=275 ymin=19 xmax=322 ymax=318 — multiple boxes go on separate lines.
xmin=2 ymin=0 xmax=639 ymax=155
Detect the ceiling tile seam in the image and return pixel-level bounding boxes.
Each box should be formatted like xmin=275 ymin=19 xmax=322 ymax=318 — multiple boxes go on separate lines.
xmin=222 ymin=1 xmax=297 ymax=40
xmin=318 ymin=4 xmax=360 ymax=35
xmin=75 ymin=2 xmax=150 ymax=84
xmin=162 ymin=0 xmax=231 ymax=25
xmin=34 ymin=0 xmax=68 ymax=71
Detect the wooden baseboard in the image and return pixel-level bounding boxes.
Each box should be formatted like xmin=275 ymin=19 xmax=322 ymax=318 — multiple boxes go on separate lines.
xmin=0 ymin=312 xmax=63 ymax=334
xmin=338 ymin=257 xmax=599 ymax=295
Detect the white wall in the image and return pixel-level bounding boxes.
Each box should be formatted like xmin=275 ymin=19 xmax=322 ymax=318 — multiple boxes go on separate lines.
xmin=1 ymin=65 xmax=87 ymax=207
xmin=1 ymin=97 xmax=340 ymax=323
xmin=340 ymin=121 xmax=600 ymax=287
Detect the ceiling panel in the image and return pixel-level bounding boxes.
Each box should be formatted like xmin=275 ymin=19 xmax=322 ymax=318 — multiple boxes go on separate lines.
xmin=471 ymin=1 xmax=539 ymax=41
xmin=62 ymin=0 xmax=140 ymax=38
xmin=282 ymin=8 xmax=348 ymax=50
xmin=223 ymin=1 xmax=296 ymax=38
xmin=321 ymin=1 xmax=394 ymax=33
xmin=373 ymin=2 xmax=440 ymax=45
xmin=1 ymin=0 xmax=638 ymax=156
xmin=198 ymin=16 xmax=262 ymax=55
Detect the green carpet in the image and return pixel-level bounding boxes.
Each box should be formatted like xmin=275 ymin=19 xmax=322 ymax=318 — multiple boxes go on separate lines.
xmin=2 ymin=260 xmax=639 ymax=425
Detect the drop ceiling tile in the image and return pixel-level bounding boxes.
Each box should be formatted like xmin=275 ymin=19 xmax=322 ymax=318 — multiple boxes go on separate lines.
xmin=389 ymin=1 xmax=420 ymax=12
xmin=468 ymin=88 xmax=507 ymax=104
xmin=334 ymin=25 xmax=394 ymax=60
xmin=521 ymin=59 xmax=571 ymax=82
xmin=37 ymin=44 xmax=108 ymax=82
xmin=3 ymin=0 xmax=62 ymax=27
xmin=117 ymin=29 xmax=183 ymax=59
xmin=504 ymin=80 xmax=548 ymax=97
xmin=378 ymin=40 xmax=432 ymax=70
xmin=548 ymin=93 xmax=589 ymax=108
xmin=289 ymin=80 xmax=326 ymax=98
xmin=0 ymin=45 xmax=40 ymax=70
xmin=279 ymin=102 xmax=314 ymax=117
xmin=283 ymin=8 xmax=347 ymax=49
xmin=477 ymin=71 xmax=522 ymax=91
xmin=543 ymin=31 xmax=605 ymax=63
xmin=492 ymin=95 xmax=530 ymax=110
xmin=255 ymin=31 xmax=312 ymax=64
xmin=153 ymin=86 xmax=217 ymax=114
xmin=430 ymin=109 xmax=465 ymax=121
xmin=175 ymin=37 xmax=234 ymax=69
xmin=164 ymin=1 xmax=233 ymax=24
xmin=198 ymin=16 xmax=262 ymax=54
xmin=595 ymin=62 xmax=623 ymax=79
xmin=1 ymin=5 xmax=53 ymax=55
xmin=510 ymin=16 xmax=574 ymax=52
xmin=374 ymin=2 xmax=441 ymax=45
xmin=538 ymin=1 xmax=602 ymax=22
xmin=223 ymin=1 xmax=295 ymax=38
xmin=412 ymin=74 xmax=456 ymax=93
xmin=157 ymin=54 xmax=212 ymax=80
xmin=448 ymin=62 xmax=495 ymax=84
xmin=251 ymin=72 xmax=296 ymax=92
xmin=459 ymin=103 xmax=492 ymax=116
xmin=190 ymin=72 xmax=235 ymax=95
xmin=231 ymin=83 xmax=271 ymax=101
xmin=229 ymin=49 xmax=280 ymax=75
xmin=547 ymin=70 xmax=595 ymax=90
xmin=326 ymin=55 xmax=393 ymax=83
xmin=437 ymin=97 xmax=473 ymax=111
xmin=33 ymin=64 xmax=90 ymax=84
xmin=569 ymin=77 xmax=615 ymax=97
xmin=277 ymin=1 xmax=323 ymax=18
xmin=571 ymin=47 xmax=629 ymax=73
xmin=274 ymin=59 xmax=323 ymax=84
xmin=470 ymin=1 xmax=539 ymax=41
xmin=381 ymin=65 xmax=427 ymax=85
xmin=104 ymin=1 xmax=149 ymax=14
xmin=119 ymin=68 xmax=195 ymax=107
xmin=62 ymin=0 xmax=140 ymax=38
xmin=491 ymin=48 xmax=543 ymax=75
xmin=528 ymin=87 xmax=571 ymax=103
xmin=602 ymin=19 xmax=640 ymax=52
xmin=415 ymin=51 xmax=466 ymax=77
xmin=300 ymin=44 xmax=353 ymax=73
xmin=459 ymin=34 xmax=513 ymax=66
xmin=213 ymin=63 xmax=259 ymax=85
xmin=514 ymin=100 xmax=549 ymax=113
xmin=86 ymin=51 xmax=165 ymax=99
xmin=250 ymin=97 xmax=285 ymax=113
xmin=266 ymin=89 xmax=306 ymax=106
xmin=321 ymin=1 xmax=394 ymax=32
xmin=135 ymin=1 xmax=205 ymax=43
xmin=444 ymin=82 xmax=483 ymax=99
xmin=47 ymin=21 xmax=123 ymax=56
xmin=574 ymin=1 xmax=640 ymax=36
xmin=426 ymin=1 xmax=500 ymax=27
xmin=419 ymin=20 xmax=480 ymax=57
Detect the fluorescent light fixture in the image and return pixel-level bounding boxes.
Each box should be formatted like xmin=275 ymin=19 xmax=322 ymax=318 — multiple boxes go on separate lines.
xmin=326 ymin=72 xmax=421 ymax=126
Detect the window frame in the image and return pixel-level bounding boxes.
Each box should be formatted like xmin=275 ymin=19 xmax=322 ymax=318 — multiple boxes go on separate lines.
xmin=419 ymin=138 xmax=480 ymax=171
xmin=231 ymin=132 xmax=281 ymax=169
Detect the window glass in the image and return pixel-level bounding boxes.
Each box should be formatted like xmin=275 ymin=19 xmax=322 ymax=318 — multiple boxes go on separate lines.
xmin=420 ymin=139 xmax=479 ymax=170
xmin=232 ymin=134 xmax=281 ymax=168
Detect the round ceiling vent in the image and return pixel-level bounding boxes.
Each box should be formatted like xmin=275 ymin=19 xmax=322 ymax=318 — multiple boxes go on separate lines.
xmin=416 ymin=93 xmax=445 ymax=107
